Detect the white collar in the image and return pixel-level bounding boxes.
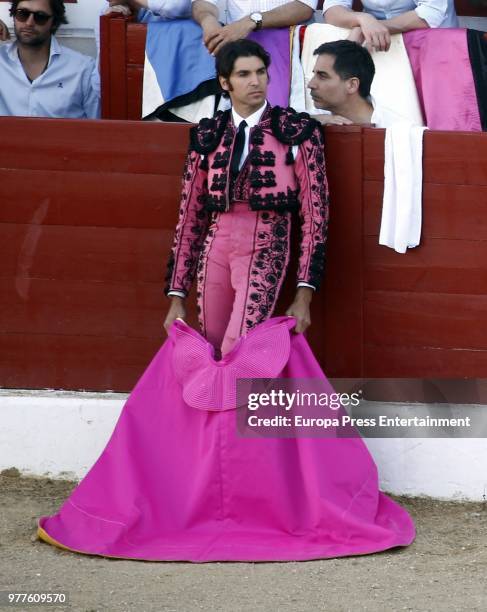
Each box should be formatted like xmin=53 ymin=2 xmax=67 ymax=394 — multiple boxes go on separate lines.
xmin=7 ymin=35 xmax=61 ymax=65
xmin=231 ymin=102 xmax=267 ymax=129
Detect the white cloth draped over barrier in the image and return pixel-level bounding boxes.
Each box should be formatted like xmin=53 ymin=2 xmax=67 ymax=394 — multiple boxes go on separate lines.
xmin=379 ymin=124 xmax=427 ymax=254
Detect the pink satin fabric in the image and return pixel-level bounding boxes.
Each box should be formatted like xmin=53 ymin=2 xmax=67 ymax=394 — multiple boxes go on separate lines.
xmin=38 ymin=317 xmax=415 ymax=562
xmin=248 ymin=28 xmax=291 ymax=108
xmin=404 ymin=29 xmax=481 ymax=132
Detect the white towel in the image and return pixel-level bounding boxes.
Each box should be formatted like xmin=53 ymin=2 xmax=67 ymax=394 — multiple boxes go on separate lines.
xmin=379 ymin=124 xmax=428 ymax=254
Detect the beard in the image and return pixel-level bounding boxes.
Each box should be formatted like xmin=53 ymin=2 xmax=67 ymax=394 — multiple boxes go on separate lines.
xmin=15 ymin=27 xmax=51 ymax=47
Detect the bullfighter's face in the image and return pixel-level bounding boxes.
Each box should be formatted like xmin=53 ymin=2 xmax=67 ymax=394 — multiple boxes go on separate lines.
xmin=219 ymin=55 xmax=269 ymax=117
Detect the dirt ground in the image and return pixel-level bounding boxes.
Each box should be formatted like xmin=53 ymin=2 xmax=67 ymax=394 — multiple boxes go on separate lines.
xmin=1 ymin=468 xmax=486 ymax=612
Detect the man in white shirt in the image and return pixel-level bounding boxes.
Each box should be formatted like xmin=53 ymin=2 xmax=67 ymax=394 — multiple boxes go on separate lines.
xmin=192 ymin=0 xmax=317 ymax=55
xmin=0 ymin=0 xmax=100 ymax=118
xmin=307 ymin=39 xmax=409 ymax=127
xmin=104 ymin=0 xmax=191 ymax=20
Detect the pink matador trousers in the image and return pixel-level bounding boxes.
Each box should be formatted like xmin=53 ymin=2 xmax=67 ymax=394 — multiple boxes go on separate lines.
xmin=196 ymin=202 xmax=291 ymax=356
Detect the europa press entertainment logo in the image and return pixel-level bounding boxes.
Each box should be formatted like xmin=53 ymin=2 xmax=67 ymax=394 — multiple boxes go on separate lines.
xmin=236 ymin=378 xmax=363 ymax=438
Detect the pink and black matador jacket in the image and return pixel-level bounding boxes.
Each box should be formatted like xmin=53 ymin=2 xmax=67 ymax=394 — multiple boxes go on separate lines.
xmin=165 ymin=104 xmax=330 ymax=295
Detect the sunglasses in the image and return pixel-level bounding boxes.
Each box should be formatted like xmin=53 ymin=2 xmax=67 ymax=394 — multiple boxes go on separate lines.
xmin=13 ymin=8 xmax=53 ymax=25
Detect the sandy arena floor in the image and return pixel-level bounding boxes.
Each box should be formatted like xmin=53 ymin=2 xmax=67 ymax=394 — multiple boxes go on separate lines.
xmin=1 ymin=468 xmax=486 ymax=612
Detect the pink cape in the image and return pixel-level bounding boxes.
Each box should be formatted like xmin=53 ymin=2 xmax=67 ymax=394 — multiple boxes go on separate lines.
xmin=404 ymin=29 xmax=482 ymax=132
xmin=38 ymin=317 xmax=415 ymax=562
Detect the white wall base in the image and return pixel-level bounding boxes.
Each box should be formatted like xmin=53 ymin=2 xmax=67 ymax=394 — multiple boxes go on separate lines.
xmin=1 ymin=390 xmax=486 ymax=501
xmin=364 ymin=437 xmax=487 ymax=501
xmin=0 ymin=390 xmax=126 ymax=481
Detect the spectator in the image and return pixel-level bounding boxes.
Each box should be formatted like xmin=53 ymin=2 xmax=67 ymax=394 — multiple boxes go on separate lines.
xmin=0 ymin=0 xmax=100 ymax=118
xmin=192 ymin=0 xmax=316 ymax=55
xmin=323 ymin=0 xmax=458 ymax=52
xmin=104 ymin=0 xmax=191 ymax=20
xmin=308 ymin=40 xmax=413 ymax=126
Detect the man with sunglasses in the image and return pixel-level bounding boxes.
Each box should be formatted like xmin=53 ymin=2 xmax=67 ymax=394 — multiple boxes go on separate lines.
xmin=0 ymin=0 xmax=100 ymax=118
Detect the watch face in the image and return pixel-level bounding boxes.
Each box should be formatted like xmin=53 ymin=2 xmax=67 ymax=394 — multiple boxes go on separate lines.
xmin=251 ymin=12 xmax=262 ymax=21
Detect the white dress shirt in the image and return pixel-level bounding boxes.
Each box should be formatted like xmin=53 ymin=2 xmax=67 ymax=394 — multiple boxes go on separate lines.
xmin=369 ymin=95 xmax=420 ymax=127
xmin=146 ymin=0 xmax=192 ymax=18
xmin=232 ymin=102 xmax=299 ymax=166
xmin=232 ymin=102 xmax=267 ymax=168
xmin=0 ymin=37 xmax=100 ymax=119
xmin=192 ymin=0 xmax=318 ymax=24
xmin=322 ymin=0 xmax=458 ymax=29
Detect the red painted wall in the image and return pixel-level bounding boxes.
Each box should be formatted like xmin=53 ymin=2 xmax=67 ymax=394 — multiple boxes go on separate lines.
xmin=1 ymin=118 xmax=487 ymax=391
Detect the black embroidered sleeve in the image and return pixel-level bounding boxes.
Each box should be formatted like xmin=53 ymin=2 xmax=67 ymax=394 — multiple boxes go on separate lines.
xmin=164 ymin=148 xmax=210 ymax=296
xmin=293 ymin=123 xmax=329 ymax=291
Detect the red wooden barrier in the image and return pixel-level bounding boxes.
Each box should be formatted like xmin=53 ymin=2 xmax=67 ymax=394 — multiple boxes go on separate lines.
xmin=1 ymin=118 xmax=487 ymax=392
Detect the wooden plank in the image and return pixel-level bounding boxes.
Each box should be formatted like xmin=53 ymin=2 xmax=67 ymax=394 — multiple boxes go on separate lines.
xmin=0 ymin=275 xmax=197 ymax=340
xmin=365 ymin=290 xmax=487 ymax=350
xmin=127 ymin=23 xmax=147 ymax=120
xmin=127 ymin=23 xmax=147 ymax=65
xmin=317 ymin=125 xmax=364 ymax=376
xmin=0 ymin=169 xmax=182 ymax=228
xmin=364 ymin=236 xmax=487 ymax=294
xmin=365 ymin=344 xmax=487 ymax=378
xmin=0 ymin=278 xmax=165 ymax=338
xmin=364 ymin=181 xmax=487 ymax=239
xmin=0 ymin=118 xmax=189 ymax=174
xmin=127 ymin=65 xmax=144 ymax=120
xmin=363 ymin=129 xmax=487 ymax=185
xmin=100 ymin=14 xmax=112 ymax=119
xmin=0 ymin=333 xmax=161 ymax=392
xmin=0 ymin=225 xmax=175 ymax=282
xmin=107 ymin=16 xmax=128 ymax=119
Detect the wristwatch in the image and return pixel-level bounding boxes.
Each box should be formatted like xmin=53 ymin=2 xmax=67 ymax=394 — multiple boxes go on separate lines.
xmin=250 ymin=12 xmax=263 ymax=30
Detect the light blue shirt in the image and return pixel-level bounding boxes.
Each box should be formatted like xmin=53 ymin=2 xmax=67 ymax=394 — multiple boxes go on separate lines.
xmin=0 ymin=37 xmax=100 ymax=119
xmin=323 ymin=0 xmax=458 ymax=28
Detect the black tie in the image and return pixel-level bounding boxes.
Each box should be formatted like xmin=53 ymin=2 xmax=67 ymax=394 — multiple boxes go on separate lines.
xmin=230 ymin=120 xmax=247 ymax=177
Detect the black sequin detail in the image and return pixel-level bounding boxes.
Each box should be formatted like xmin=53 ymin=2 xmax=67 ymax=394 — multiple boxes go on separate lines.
xmin=249 ymin=169 xmax=277 ymax=189
xmin=209 ymin=172 xmax=227 ymax=192
xmin=190 ymin=110 xmax=231 ymax=154
xmin=249 ymin=149 xmax=276 ymax=167
xmin=270 ymin=106 xmax=321 ymax=146
xmin=249 ymin=188 xmax=300 ymax=212
xmin=211 ymin=150 xmax=231 ymax=169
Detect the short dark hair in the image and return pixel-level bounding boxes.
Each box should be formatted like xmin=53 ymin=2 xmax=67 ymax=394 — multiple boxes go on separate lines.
xmin=215 ymin=39 xmax=271 ymax=81
xmin=10 ymin=0 xmax=68 ymax=33
xmin=313 ymin=40 xmax=375 ymax=99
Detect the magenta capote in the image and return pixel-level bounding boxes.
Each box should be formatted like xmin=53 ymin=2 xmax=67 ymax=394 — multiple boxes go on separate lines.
xmin=38 ymin=316 xmax=415 ymax=562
